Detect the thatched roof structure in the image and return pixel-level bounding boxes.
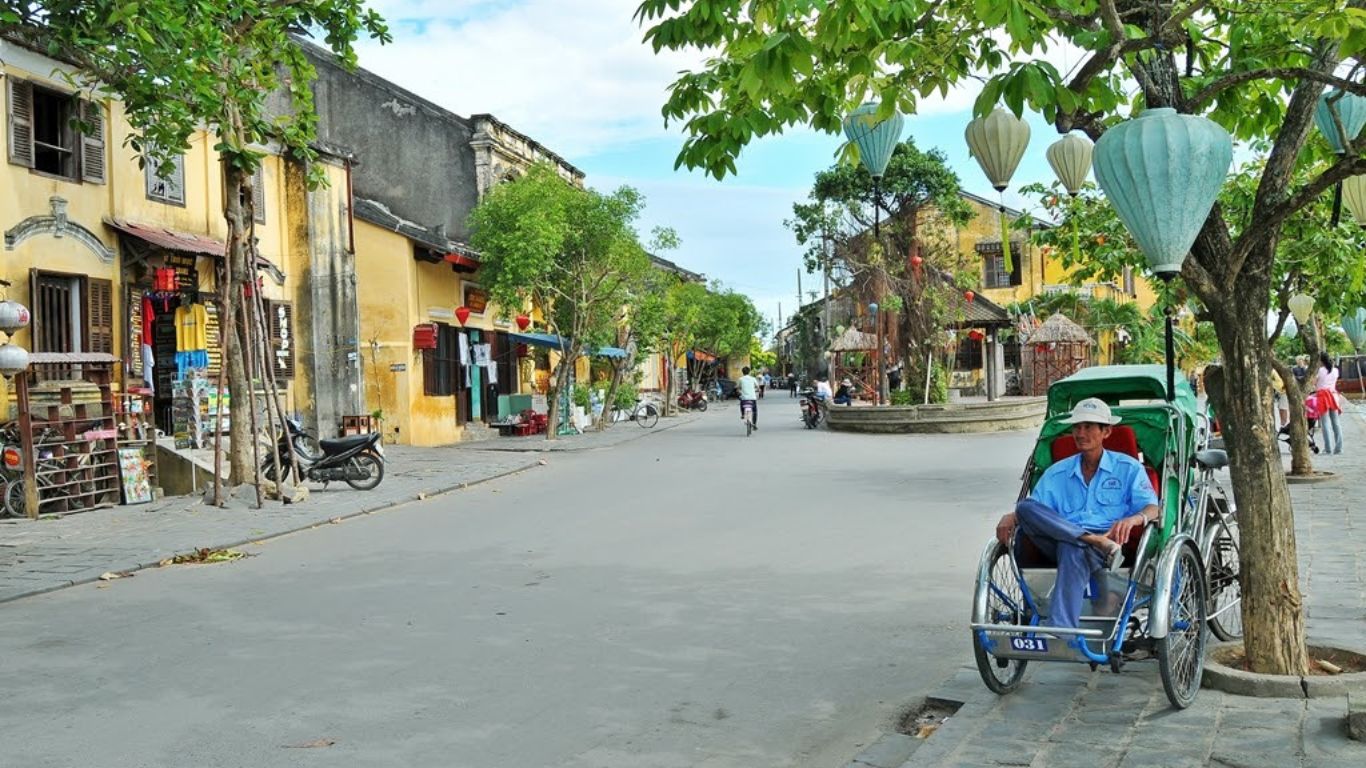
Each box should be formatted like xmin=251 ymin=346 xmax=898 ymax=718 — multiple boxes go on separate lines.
xmin=829 ymin=326 xmax=877 ymax=351
xmin=1026 ymin=313 xmax=1094 ymax=345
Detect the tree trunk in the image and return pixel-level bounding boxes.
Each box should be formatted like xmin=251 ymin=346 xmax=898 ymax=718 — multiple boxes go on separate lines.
xmin=1206 ymin=300 xmax=1309 ymax=676
xmin=222 ymin=162 xmax=254 ymax=485
xmin=597 ymin=350 xmax=632 ymax=431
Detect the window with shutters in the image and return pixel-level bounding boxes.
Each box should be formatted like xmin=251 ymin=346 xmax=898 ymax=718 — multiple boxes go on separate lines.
xmin=265 ymin=300 xmax=295 ymax=380
xmin=982 ymin=252 xmax=1022 ymax=289
xmin=28 ymin=271 xmax=113 ymax=356
xmin=145 ymin=151 xmax=186 ymax=205
xmin=422 ymin=323 xmax=458 ymax=396
xmin=85 ymin=278 xmax=114 ymax=355
xmin=226 ymin=164 xmax=268 ymax=223
xmin=6 ymin=79 xmax=104 ymax=183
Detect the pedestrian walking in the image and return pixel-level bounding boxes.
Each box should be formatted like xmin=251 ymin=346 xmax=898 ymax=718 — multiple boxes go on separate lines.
xmin=1313 ymin=353 xmax=1344 ymax=454
xmin=789 ymin=373 xmax=798 ymax=397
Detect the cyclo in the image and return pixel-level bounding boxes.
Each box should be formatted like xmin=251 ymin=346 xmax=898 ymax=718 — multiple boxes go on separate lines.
xmin=970 ymin=365 xmax=1242 ymax=709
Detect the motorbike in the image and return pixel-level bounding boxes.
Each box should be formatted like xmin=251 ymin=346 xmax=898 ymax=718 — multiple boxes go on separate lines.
xmin=262 ymin=417 xmax=385 ymax=490
xmin=798 ymin=389 xmax=823 ymax=429
xmin=677 ymin=389 xmax=709 ymax=411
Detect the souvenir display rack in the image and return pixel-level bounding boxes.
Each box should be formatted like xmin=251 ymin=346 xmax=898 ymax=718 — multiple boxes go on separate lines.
xmin=14 ymin=353 xmax=122 ymax=518
xmin=114 ymin=389 xmax=159 ymax=502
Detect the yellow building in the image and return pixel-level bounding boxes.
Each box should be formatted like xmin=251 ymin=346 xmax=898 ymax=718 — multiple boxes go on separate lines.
xmin=2 ymin=38 xmax=344 ymax=451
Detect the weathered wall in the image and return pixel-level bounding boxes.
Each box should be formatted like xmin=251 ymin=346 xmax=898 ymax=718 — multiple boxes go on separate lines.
xmin=354 ymin=220 xmax=418 ymax=444
xmin=304 ymin=46 xmax=478 ymax=242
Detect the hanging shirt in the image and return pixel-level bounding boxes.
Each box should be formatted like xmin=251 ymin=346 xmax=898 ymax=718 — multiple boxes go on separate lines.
xmin=141 ymin=296 xmax=155 ymax=345
xmin=175 ymin=304 xmax=209 ymax=352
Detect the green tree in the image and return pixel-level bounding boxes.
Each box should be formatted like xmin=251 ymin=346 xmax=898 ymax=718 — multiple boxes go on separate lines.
xmin=694 ymin=286 xmax=766 ymax=384
xmin=787 ymin=141 xmax=975 ymax=401
xmin=635 ymin=0 xmax=1366 ymax=674
xmin=2 ymin=1 xmax=390 ymax=494
xmin=658 ymin=280 xmax=708 ymax=414
xmin=468 ymin=163 xmax=652 ymax=440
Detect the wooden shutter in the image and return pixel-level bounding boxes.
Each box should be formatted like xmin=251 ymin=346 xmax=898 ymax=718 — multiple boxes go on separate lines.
xmin=85 ymin=277 xmax=114 ymax=354
xmin=79 ymin=99 xmax=106 ymax=184
xmin=252 ymin=166 xmax=266 ymax=223
xmin=8 ymin=79 xmax=34 ymax=168
xmin=267 ymin=300 xmax=295 ymax=380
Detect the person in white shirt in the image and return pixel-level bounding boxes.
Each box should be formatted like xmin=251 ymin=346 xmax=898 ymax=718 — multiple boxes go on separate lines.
xmin=736 ymin=366 xmax=760 ymax=428
xmin=1313 ymin=352 xmax=1344 ymax=454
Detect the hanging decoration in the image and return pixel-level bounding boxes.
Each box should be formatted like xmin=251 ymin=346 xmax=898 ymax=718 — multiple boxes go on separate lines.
xmin=0 ymin=343 xmax=29 ymax=377
xmin=965 ymin=108 xmax=1030 ymax=272
xmin=1092 ymin=108 xmax=1233 ymax=279
xmin=1342 ymin=175 xmax=1366 ymax=227
xmin=1046 ymin=132 xmax=1093 ymax=263
xmin=1313 ymin=89 xmax=1366 ymax=226
xmin=0 ymin=300 xmax=31 ymax=335
xmin=1341 ymin=308 xmax=1366 ymax=351
xmin=909 ymin=253 xmax=924 ymax=278
xmin=843 ymin=102 xmax=905 ymax=245
xmin=455 ymin=306 xmax=471 ymax=326
xmin=515 ymin=314 xmax=531 ymax=331
xmin=964 ymin=290 xmax=976 ymax=304
xmin=1288 ymin=293 xmax=1315 ymax=326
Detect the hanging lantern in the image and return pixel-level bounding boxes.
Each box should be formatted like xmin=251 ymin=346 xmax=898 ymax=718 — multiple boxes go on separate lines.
xmin=515 ymin=314 xmax=531 ymax=331
xmin=0 ymin=343 xmax=29 ymax=377
xmin=1092 ymin=108 xmax=1233 ymax=279
xmin=909 ymin=253 xmax=924 ymax=276
xmin=965 ymin=108 xmax=1030 ymax=274
xmin=964 ymin=290 xmax=975 ymax=304
xmin=1343 ymin=175 xmax=1366 ymax=226
xmin=1288 ymin=293 xmax=1315 ymax=325
xmin=1341 ymin=308 xmax=1366 ymax=351
xmin=1313 ymin=89 xmax=1366 ymax=154
xmin=968 ymin=329 xmax=985 ymax=341
xmin=1046 ymin=133 xmax=1093 ymax=196
xmin=0 ymin=300 xmax=31 ymax=336
xmin=842 ymin=102 xmax=904 ymax=178
xmin=455 ymin=306 xmax=471 ymax=326
xmin=1284 ymin=316 xmax=1299 ymax=339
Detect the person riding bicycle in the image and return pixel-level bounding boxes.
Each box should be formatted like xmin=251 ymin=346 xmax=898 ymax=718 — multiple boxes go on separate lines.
xmin=992 ymin=398 xmax=1160 ymax=629
xmin=737 ymin=366 xmax=759 ymax=429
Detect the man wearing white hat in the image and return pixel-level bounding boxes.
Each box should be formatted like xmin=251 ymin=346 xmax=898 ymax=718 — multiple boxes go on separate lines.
xmin=995 ymin=397 xmax=1161 ymax=629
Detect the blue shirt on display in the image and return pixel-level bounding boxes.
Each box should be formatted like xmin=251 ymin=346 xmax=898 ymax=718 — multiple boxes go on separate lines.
xmin=1029 ymin=450 xmax=1159 ymax=532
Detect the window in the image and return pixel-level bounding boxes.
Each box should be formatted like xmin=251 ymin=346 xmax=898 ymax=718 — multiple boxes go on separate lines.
xmin=264 ymin=300 xmax=295 ymax=380
xmin=145 ymin=152 xmax=186 ymax=205
xmin=422 ymin=323 xmax=459 ymax=396
xmin=29 ymin=270 xmax=113 ymax=355
xmin=7 ymin=79 xmax=105 ymax=183
xmin=223 ymin=163 xmax=267 ymax=223
xmin=982 ymin=251 xmax=1022 ymax=289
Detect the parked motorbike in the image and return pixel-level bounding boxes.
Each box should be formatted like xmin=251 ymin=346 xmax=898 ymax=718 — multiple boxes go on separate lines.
xmin=798 ymin=389 xmax=823 ymax=429
xmin=677 ymin=389 xmax=709 ymax=412
xmin=262 ymin=417 xmax=385 ymax=490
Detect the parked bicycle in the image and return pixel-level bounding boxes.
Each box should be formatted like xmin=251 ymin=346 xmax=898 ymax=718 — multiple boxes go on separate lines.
xmin=612 ymin=399 xmax=660 ymax=428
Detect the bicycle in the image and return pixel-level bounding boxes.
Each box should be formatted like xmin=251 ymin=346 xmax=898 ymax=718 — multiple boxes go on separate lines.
xmin=613 ymin=399 xmax=659 ymax=428
xmin=741 ymin=399 xmax=755 ymax=437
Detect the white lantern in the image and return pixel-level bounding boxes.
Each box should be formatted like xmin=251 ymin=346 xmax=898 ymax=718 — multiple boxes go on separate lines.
xmin=0 ymin=343 xmax=30 ymax=377
xmin=1288 ymin=293 xmax=1315 ymax=325
xmin=1343 ymin=175 xmax=1366 ymax=226
xmin=1046 ymin=133 xmax=1093 ymax=196
xmin=0 ymin=301 xmax=31 ymax=336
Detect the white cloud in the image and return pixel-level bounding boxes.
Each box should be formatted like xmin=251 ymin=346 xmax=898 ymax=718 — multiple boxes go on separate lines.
xmin=354 ymin=0 xmax=704 ymax=159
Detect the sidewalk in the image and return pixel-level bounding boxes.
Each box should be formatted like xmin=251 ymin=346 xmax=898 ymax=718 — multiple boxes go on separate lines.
xmin=856 ymin=411 xmax=1366 ymax=768
xmin=0 ymin=414 xmax=695 ymax=605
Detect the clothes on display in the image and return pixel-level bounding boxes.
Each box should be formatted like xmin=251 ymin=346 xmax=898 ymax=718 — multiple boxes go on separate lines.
xmin=174 ymin=303 xmax=210 ymax=375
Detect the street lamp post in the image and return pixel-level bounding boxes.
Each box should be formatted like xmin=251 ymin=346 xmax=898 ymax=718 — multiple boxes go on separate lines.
xmin=869 ymin=302 xmax=882 ymax=406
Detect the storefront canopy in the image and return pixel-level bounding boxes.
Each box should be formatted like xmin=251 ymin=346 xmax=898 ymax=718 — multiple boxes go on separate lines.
xmin=510 ymin=332 xmax=626 ymax=359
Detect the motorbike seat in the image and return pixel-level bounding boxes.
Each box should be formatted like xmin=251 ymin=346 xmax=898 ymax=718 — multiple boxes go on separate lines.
xmin=319 ymin=434 xmax=375 ymax=453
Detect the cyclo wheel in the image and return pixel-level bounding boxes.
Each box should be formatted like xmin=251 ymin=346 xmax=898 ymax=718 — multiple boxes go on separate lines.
xmin=344 ymin=453 xmax=384 ymax=490
xmin=973 ymin=543 xmax=1029 ymax=694
xmin=1157 ymin=541 xmax=1208 ymax=709
xmin=638 ymin=404 xmax=659 ymax=429
xmin=1203 ymin=514 xmax=1242 ymax=641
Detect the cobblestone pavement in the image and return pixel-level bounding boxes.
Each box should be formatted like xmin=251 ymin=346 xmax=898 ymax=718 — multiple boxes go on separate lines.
xmin=858 ymin=409 xmax=1366 ymax=768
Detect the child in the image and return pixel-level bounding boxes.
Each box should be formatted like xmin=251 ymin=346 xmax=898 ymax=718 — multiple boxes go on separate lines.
xmin=1279 ymin=393 xmax=1321 ymax=454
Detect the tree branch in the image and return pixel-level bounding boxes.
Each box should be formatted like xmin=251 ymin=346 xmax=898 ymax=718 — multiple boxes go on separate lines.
xmin=1188 ymin=68 xmax=1366 ymax=111
xmin=1232 ymin=154 xmax=1366 ymax=279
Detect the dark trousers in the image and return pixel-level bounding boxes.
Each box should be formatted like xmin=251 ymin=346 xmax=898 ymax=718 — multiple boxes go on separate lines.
xmin=739 ymin=399 xmax=757 ymax=425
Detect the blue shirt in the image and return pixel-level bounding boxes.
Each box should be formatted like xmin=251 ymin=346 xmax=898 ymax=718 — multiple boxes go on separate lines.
xmin=1030 ymin=450 xmax=1160 ymax=532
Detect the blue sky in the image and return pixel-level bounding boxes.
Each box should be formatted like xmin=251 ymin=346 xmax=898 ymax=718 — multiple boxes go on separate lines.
xmin=353 ymin=1 xmax=1079 ymax=336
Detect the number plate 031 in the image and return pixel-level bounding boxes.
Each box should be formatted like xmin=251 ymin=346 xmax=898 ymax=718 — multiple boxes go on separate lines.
xmin=1009 ymin=637 xmax=1048 ymax=653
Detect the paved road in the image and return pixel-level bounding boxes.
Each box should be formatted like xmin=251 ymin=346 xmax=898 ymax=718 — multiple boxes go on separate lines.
xmin=0 ymin=404 xmax=1034 ymax=768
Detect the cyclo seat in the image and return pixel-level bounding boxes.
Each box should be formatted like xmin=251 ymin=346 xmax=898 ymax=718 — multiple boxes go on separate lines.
xmin=1016 ymin=425 xmax=1159 ymax=569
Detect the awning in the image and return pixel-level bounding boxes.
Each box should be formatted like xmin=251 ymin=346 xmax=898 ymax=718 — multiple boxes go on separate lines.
xmin=510 ymin=332 xmax=627 ymax=359
xmin=687 ymin=349 xmax=717 ymax=362
xmin=105 ymin=217 xmax=286 ymax=283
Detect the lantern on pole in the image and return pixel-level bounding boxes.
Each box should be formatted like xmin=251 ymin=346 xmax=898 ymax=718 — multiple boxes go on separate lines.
xmin=1313 ymin=89 xmax=1366 ymax=226
xmin=843 ymin=102 xmax=904 ymax=244
xmin=1046 ymin=133 xmax=1093 ymax=262
xmin=965 ymin=108 xmax=1030 ymax=272
xmin=455 ymin=306 xmax=471 ymax=326
xmin=1288 ymin=293 xmax=1315 ymax=326
xmin=1092 ymin=107 xmax=1232 ymax=400
xmin=1342 ymin=175 xmax=1366 ymax=227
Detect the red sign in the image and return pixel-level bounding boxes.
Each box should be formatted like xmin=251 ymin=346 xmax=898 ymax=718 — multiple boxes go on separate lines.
xmin=412 ymin=323 xmax=438 ymax=350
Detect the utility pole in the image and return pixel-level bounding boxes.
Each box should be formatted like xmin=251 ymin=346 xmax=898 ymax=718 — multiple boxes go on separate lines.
xmin=822 ymin=202 xmax=832 ymax=345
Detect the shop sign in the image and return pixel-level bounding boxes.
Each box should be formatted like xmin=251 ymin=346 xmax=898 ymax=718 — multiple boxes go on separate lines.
xmin=463 ymin=283 xmax=489 ymax=315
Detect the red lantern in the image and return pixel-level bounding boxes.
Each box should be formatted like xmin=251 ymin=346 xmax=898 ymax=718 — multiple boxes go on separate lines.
xmin=910 ymin=254 xmax=923 ymax=275
xmin=1035 ymin=343 xmax=1048 ymax=354
xmin=964 ymin=290 xmax=975 ymax=304
xmin=515 ymin=314 xmax=531 ymax=331
xmin=968 ymin=329 xmax=985 ymax=341
xmin=455 ymin=306 xmax=471 ymax=326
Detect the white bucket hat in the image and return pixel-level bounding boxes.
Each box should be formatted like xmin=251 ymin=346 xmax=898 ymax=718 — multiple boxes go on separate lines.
xmin=1062 ymin=397 xmax=1122 ymax=425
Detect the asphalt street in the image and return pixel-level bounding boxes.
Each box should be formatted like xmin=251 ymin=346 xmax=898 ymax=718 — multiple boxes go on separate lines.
xmin=0 ymin=402 xmax=1035 ymax=768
